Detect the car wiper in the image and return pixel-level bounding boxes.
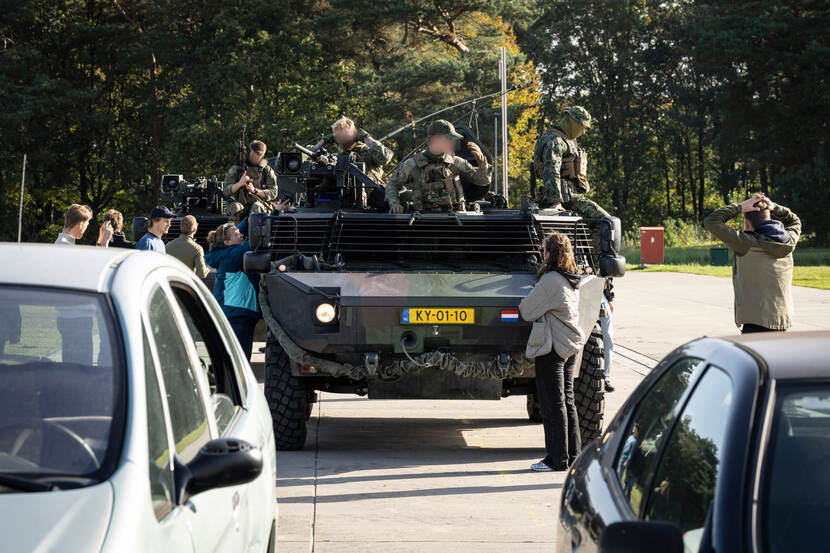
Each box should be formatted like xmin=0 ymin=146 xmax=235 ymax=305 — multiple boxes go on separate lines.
xmin=0 ymin=472 xmax=54 ymax=492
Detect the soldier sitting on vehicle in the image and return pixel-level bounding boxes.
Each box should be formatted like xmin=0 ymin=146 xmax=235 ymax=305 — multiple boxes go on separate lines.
xmin=223 ymin=139 xmax=279 ymax=222
xmin=386 ymin=119 xmax=490 ymax=213
xmin=329 ymin=116 xmax=394 ymax=185
xmin=532 ymin=106 xmax=610 ymax=219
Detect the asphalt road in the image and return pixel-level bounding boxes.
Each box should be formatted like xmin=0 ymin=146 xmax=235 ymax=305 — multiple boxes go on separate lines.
xmin=254 ymin=271 xmax=830 ymax=553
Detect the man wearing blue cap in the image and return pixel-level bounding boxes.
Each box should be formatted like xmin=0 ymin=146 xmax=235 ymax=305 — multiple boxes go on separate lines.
xmin=136 ymin=205 xmax=176 ymax=252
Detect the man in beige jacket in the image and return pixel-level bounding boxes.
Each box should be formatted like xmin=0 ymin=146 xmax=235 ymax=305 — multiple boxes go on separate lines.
xmin=704 ymin=194 xmax=801 ymax=333
xmin=165 ymin=215 xmax=210 ymax=279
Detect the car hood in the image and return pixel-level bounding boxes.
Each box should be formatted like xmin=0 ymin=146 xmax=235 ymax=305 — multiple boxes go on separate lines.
xmin=0 ymin=481 xmax=113 ymax=553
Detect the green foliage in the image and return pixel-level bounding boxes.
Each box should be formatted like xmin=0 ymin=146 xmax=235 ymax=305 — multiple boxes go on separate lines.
xmin=2 ymin=0 xmax=828 ymax=245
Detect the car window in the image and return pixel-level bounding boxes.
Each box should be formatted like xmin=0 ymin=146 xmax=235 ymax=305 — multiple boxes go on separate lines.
xmin=763 ymin=386 xmax=830 ymax=553
xmin=199 ymin=285 xmax=249 ymax=402
xmin=644 ymin=366 xmax=732 ymax=547
xmin=144 ymin=329 xmax=174 ymax=520
xmin=146 ymin=287 xmax=211 ymax=463
xmin=0 ymin=285 xmax=124 ymax=485
xmin=616 ymin=357 xmax=702 ymax=515
xmin=170 ymin=283 xmax=241 ymax=435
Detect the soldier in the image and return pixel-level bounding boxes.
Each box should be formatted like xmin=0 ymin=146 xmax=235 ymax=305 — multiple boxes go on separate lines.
xmin=532 ymin=106 xmax=609 ymax=218
xmin=330 ymin=117 xmax=394 ymax=184
xmin=386 ymin=120 xmax=490 ymax=213
xmin=224 ymin=139 xmax=279 ymax=222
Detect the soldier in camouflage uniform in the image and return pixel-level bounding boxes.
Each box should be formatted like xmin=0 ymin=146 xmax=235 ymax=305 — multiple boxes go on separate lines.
xmin=386 ymin=120 xmax=490 ymax=213
xmin=532 ymin=106 xmax=609 ymax=219
xmin=331 ymin=117 xmax=394 ymax=184
xmin=223 ymin=140 xmax=280 ymax=222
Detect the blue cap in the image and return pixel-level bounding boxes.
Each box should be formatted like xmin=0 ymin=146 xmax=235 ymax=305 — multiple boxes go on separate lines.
xmin=149 ymin=205 xmax=176 ymax=219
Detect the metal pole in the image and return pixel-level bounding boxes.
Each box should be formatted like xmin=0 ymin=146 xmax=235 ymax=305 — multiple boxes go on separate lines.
xmin=17 ymin=154 xmax=26 ymax=243
xmin=500 ymin=47 xmax=509 ymax=199
xmin=493 ymin=115 xmax=498 ymax=194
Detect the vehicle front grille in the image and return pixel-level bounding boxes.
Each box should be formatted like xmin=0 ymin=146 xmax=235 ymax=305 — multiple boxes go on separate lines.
xmin=329 ymin=215 xmax=541 ymax=264
xmin=268 ymin=214 xmax=334 ymax=256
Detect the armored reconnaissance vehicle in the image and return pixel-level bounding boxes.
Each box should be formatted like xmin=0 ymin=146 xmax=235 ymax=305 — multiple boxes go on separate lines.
xmin=243 ymin=141 xmax=626 ymax=451
xmin=132 ymin=174 xmax=229 ymax=250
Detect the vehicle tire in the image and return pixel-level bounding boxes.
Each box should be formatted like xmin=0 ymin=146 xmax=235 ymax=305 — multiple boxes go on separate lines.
xmin=575 ymin=328 xmax=605 ymax=448
xmin=265 ymin=332 xmax=308 ymax=451
xmin=526 ymin=394 xmax=543 ymax=423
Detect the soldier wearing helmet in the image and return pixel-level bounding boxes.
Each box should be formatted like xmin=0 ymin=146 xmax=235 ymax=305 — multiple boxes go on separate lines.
xmin=532 ymin=106 xmax=609 ymax=218
xmin=386 ymin=120 xmax=490 ymax=213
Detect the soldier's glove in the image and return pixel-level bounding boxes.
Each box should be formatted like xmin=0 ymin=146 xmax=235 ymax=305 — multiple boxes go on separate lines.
xmin=389 ymin=202 xmax=405 ymax=214
xmin=466 ymin=141 xmax=486 ymax=166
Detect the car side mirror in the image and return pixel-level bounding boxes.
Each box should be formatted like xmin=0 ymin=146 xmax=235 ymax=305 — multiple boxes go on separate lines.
xmin=599 ymin=254 xmax=626 ymax=277
xmin=599 ymin=216 xmax=622 ymax=254
xmin=174 ymin=438 xmax=263 ymax=505
xmin=247 ymin=212 xmax=272 ymax=250
xmin=599 ymin=521 xmax=684 ymax=553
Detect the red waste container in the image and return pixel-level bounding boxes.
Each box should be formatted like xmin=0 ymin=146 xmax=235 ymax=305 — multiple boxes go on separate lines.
xmin=640 ymin=227 xmax=665 ymax=264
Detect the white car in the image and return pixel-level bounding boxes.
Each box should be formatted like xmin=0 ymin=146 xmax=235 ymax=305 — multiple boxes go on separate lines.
xmin=0 ymin=243 xmax=277 ymax=553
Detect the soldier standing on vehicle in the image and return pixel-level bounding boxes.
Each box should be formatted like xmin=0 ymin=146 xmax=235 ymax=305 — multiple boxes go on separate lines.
xmin=329 ymin=117 xmax=394 ymax=184
xmin=224 ymin=140 xmax=279 ymax=222
xmin=386 ymin=120 xmax=490 ymax=213
xmin=532 ymin=106 xmax=609 ymax=218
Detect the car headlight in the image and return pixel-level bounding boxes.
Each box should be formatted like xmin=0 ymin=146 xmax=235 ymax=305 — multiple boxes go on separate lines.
xmin=315 ymin=303 xmax=337 ymax=324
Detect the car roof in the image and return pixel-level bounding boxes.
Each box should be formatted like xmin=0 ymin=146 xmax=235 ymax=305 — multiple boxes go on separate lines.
xmin=0 ymin=242 xmax=182 ymax=293
xmin=720 ymin=331 xmax=830 ymax=381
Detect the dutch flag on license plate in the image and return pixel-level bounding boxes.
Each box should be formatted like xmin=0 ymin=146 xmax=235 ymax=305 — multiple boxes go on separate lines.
xmin=501 ymin=310 xmax=519 ymax=322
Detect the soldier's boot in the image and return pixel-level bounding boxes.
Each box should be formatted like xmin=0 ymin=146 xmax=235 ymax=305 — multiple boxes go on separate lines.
xmin=566 ymin=196 xmax=611 ymax=256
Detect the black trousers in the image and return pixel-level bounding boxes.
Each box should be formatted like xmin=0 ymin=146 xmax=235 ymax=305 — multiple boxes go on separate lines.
xmin=535 ymin=350 xmax=581 ymax=469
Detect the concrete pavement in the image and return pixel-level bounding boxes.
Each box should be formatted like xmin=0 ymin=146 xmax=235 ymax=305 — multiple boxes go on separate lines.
xmin=259 ymin=272 xmax=830 ymax=553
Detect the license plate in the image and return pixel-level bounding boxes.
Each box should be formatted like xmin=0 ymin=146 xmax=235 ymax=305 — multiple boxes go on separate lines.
xmin=401 ymin=308 xmax=475 ymax=324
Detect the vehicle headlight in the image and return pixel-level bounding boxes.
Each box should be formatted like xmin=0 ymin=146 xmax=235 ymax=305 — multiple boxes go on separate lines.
xmin=315 ymin=303 xmax=337 ymax=324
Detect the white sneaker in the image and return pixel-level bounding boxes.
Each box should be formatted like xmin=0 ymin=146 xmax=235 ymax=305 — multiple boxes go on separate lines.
xmin=531 ymin=461 xmax=553 ymax=472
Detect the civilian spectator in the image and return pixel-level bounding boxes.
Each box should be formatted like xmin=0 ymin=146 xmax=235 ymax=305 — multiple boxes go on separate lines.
xmin=166 ymin=215 xmax=209 ymax=278
xmin=136 ymin=206 xmax=175 ymax=252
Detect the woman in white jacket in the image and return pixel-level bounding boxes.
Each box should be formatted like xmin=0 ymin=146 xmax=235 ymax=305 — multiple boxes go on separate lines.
xmin=519 ymin=232 xmax=586 ymax=472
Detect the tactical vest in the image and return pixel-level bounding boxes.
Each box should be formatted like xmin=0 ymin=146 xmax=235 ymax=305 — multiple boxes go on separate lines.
xmin=410 ymin=153 xmax=464 ymax=210
xmin=533 ymin=128 xmax=589 ymax=193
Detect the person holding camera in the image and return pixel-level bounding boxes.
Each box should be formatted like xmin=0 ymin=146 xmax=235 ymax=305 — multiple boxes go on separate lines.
xmin=91 ymin=209 xmax=133 ymax=248
xmin=704 ymin=193 xmax=801 ymax=333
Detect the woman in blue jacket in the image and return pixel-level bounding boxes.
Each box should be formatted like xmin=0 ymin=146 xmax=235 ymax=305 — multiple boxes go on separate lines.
xmin=205 ymin=218 xmax=261 ymax=360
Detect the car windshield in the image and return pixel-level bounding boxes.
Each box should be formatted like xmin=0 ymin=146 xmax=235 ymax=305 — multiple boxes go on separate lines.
xmin=0 ymin=286 xmax=124 ymax=489
xmin=763 ymin=385 xmax=830 ymax=552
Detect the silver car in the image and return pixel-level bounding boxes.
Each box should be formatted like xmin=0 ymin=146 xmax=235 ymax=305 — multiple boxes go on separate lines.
xmin=0 ymin=243 xmax=277 ymax=553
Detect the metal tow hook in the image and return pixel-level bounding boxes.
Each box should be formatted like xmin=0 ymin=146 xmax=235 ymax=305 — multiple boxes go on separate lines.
xmin=364 ymin=352 xmax=379 ymax=377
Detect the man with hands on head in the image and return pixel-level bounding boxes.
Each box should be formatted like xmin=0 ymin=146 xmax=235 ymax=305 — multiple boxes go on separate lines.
xmin=704 ymin=193 xmax=801 ymax=334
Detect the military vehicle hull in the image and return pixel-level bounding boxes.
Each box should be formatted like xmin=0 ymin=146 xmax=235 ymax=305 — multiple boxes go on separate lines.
xmin=246 ymin=209 xmax=623 ymax=451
